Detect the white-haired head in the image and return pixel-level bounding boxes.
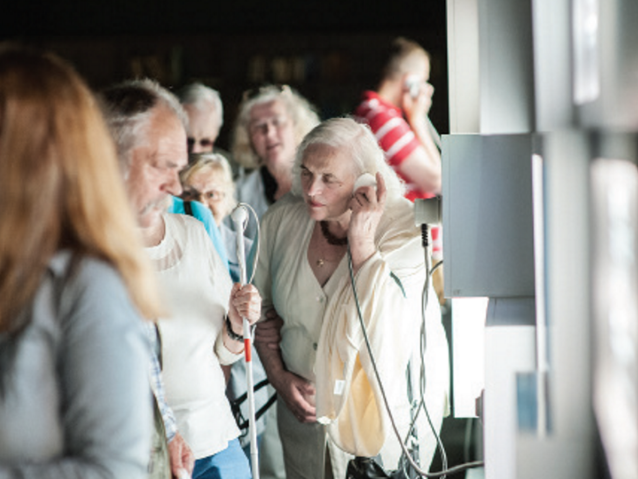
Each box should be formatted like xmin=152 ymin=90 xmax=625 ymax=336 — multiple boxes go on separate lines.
xmin=100 ymin=78 xmax=187 ymax=173
xmin=291 ymin=117 xmax=405 ymax=201
xmin=231 ymin=85 xmax=320 ymax=169
xmin=177 ymin=82 xmax=224 ymax=150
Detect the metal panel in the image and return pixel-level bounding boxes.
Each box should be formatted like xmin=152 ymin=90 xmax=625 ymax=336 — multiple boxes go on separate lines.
xmin=447 ymin=0 xmax=480 ymax=134
xmin=478 ymin=0 xmax=535 ymax=133
xmin=578 ymin=0 xmax=638 ymax=129
xmin=532 ymin=0 xmax=574 ymax=131
xmin=442 ymin=133 xmax=535 ymax=298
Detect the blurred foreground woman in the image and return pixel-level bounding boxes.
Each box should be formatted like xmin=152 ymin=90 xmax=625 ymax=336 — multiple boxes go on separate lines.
xmin=0 ymin=45 xmax=161 ymax=478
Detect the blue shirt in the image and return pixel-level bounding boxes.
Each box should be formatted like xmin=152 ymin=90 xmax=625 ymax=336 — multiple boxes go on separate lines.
xmin=169 ymin=197 xmax=229 ymax=270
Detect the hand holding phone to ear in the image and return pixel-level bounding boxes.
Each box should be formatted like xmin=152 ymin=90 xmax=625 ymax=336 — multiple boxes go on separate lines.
xmin=402 ymin=76 xmax=434 ymax=124
xmin=348 ymin=172 xmax=386 ymax=272
xmin=352 ymin=173 xmax=377 ymax=194
xmin=404 ymin=74 xmax=421 ymax=99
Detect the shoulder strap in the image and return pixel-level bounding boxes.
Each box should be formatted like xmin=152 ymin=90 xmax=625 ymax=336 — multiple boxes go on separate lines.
xmin=183 ymin=200 xmax=194 ymax=217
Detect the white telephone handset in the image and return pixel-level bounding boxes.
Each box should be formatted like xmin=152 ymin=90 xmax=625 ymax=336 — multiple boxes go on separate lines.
xmin=404 ymin=74 xmax=421 ymax=99
xmin=353 ymin=173 xmax=377 ymax=194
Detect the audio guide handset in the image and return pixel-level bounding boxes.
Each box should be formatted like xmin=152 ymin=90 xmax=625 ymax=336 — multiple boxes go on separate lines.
xmin=353 ymin=173 xmax=377 ymax=194
xmin=404 ymin=74 xmax=421 ymax=99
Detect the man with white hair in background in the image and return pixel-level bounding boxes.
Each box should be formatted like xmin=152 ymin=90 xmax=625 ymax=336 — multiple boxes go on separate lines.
xmin=101 ymin=79 xmax=261 ymax=479
xmin=178 ymin=82 xmax=242 ymax=178
xmin=178 ymin=82 xmax=223 ymax=154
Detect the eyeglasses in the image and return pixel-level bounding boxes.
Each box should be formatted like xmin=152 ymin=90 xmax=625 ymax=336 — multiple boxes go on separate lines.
xmin=242 ymin=84 xmax=291 ymax=102
xmin=187 ymin=138 xmax=214 ymax=152
xmin=181 ymin=187 xmax=225 ymax=203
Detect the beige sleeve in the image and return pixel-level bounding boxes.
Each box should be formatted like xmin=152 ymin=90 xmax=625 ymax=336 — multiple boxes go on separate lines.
xmin=315 ymin=231 xmax=427 ymax=457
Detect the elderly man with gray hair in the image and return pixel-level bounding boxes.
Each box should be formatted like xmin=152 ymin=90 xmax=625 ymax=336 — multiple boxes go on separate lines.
xmin=177 ymin=82 xmax=224 ymax=155
xmin=101 ymin=79 xmax=262 ymax=479
xmin=177 ymin=82 xmax=242 ymax=179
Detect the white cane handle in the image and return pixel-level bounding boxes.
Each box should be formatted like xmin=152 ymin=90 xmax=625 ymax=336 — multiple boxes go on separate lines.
xmin=230 ymin=205 xmax=260 ymax=479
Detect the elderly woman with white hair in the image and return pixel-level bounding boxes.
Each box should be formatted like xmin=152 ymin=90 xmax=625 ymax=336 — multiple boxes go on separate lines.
xmin=253 ymin=117 xmax=450 ymax=479
xmin=231 ymin=85 xmax=320 ymax=239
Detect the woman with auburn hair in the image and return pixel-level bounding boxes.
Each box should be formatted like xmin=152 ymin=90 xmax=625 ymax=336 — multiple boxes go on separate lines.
xmin=0 ymin=44 xmax=160 ymax=477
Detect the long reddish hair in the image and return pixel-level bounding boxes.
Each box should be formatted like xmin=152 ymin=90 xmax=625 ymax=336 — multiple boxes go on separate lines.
xmin=0 ymin=44 xmax=162 ymax=331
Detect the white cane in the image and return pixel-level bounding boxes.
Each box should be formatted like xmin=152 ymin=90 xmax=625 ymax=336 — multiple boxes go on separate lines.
xmin=230 ymin=205 xmax=260 ymax=479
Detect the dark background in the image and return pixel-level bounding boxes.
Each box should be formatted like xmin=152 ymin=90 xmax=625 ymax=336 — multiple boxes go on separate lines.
xmin=0 ymin=0 xmax=449 ymax=150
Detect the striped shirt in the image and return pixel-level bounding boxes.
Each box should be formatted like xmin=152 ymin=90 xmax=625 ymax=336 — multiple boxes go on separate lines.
xmin=354 ymin=90 xmax=427 ymax=202
xmin=146 ymin=323 xmax=178 ymax=443
xmin=355 ymin=91 xmax=442 ymax=259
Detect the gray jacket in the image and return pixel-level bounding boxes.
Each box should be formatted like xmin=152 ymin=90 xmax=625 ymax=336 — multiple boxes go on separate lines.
xmin=0 ymin=251 xmax=152 ymax=479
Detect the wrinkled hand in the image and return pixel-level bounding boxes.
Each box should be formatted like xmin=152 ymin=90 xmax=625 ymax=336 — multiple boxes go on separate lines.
xmin=348 ymin=172 xmax=386 ymax=269
xmin=168 ymin=432 xmax=195 ymax=479
xmin=254 ymin=308 xmax=283 ymax=351
xmin=272 ymin=369 xmax=317 ymax=423
xmin=228 ymin=283 xmax=262 ymax=334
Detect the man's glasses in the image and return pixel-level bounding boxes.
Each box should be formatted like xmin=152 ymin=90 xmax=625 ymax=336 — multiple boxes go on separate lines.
xmin=187 ymin=138 xmax=214 ymax=152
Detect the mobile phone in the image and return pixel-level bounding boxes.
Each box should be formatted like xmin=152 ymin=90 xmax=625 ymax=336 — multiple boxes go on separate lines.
xmin=404 ymin=75 xmax=421 ymax=99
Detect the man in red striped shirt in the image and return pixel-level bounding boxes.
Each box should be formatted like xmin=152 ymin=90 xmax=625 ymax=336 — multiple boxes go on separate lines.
xmin=354 ymin=37 xmax=443 ymax=271
xmin=354 ymin=37 xmax=441 ymax=201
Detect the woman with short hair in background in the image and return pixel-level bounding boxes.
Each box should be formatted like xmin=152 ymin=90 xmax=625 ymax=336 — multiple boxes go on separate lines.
xmin=181 ymin=153 xmax=250 ymax=283
xmin=231 ymin=85 xmax=320 ymax=240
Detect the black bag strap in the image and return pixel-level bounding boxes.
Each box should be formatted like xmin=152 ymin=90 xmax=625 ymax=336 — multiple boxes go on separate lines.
xmin=233 ymin=393 xmax=278 ymax=432
xmin=230 ymin=379 xmax=277 ymax=431
xmin=183 ymin=200 xmax=194 ymax=217
xmin=231 ymin=378 xmax=270 ymax=406
xmin=152 ymin=323 xmax=163 ymax=370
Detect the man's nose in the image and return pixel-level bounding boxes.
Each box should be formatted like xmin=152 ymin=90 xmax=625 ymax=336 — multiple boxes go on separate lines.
xmin=165 ymin=172 xmax=183 ymax=197
xmin=192 ymin=143 xmax=205 ymax=154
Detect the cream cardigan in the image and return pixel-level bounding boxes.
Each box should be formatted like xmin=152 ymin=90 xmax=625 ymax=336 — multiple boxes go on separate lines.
xmin=256 ymin=194 xmax=449 ymax=466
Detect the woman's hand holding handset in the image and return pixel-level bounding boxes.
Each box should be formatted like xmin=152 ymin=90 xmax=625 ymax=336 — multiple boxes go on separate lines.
xmin=348 ymin=171 xmax=386 ymax=272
